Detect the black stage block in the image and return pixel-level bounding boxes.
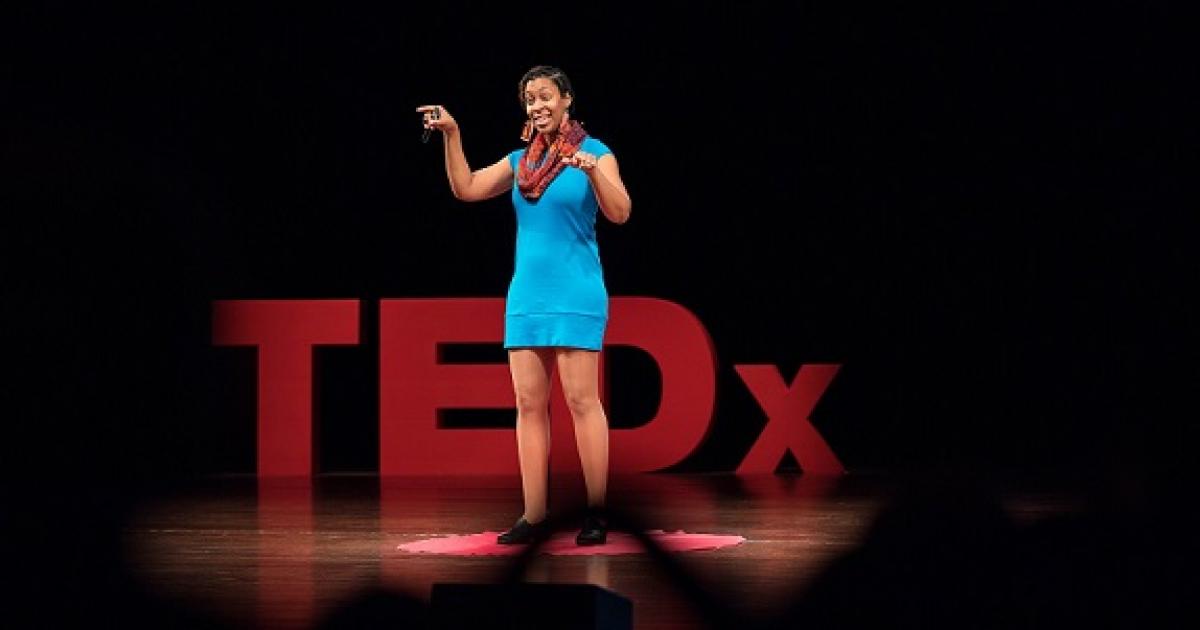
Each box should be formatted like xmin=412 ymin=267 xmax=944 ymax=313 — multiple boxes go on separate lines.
xmin=430 ymin=582 xmax=633 ymax=630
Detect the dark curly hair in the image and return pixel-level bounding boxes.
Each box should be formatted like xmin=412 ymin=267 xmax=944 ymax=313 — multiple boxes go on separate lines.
xmin=518 ymin=65 xmax=574 ymax=113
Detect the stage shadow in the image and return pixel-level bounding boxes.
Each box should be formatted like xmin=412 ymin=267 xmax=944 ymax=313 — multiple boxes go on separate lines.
xmin=20 ymin=465 xmax=1188 ymax=629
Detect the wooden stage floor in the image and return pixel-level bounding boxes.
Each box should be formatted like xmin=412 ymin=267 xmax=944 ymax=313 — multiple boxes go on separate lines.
xmin=113 ymin=471 xmax=1114 ymax=629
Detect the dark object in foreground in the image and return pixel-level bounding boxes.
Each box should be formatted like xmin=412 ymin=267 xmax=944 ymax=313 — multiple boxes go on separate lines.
xmin=430 ymin=582 xmax=632 ymax=630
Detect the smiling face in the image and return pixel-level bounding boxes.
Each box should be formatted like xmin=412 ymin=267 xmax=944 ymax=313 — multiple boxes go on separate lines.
xmin=523 ymin=77 xmax=573 ymax=136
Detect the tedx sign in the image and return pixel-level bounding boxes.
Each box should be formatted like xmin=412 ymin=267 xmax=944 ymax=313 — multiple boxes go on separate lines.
xmin=213 ymin=298 xmax=843 ymax=477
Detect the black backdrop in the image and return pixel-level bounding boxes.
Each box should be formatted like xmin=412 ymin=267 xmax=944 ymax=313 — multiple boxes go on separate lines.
xmin=6 ymin=2 xmax=1193 ymax=487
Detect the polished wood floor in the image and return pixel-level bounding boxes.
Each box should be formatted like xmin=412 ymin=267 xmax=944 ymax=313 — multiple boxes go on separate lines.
xmin=121 ymin=472 xmax=1083 ymax=629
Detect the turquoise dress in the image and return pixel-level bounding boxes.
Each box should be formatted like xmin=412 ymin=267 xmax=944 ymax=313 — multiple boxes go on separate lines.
xmin=504 ymin=137 xmax=612 ymax=351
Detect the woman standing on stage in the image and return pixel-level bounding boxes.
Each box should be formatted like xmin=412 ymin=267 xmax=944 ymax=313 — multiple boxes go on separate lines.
xmin=417 ymin=65 xmax=631 ymax=545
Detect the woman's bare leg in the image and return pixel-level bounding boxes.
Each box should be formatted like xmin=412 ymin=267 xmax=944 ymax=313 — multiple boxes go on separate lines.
xmin=556 ymin=349 xmax=609 ymax=509
xmin=509 ymin=348 xmax=555 ymax=523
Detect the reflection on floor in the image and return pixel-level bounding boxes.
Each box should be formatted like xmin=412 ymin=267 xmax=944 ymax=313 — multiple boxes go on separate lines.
xmin=123 ymin=472 xmax=1108 ymax=629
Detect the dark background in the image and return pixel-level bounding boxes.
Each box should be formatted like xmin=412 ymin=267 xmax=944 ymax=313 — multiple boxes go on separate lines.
xmin=5 ymin=2 xmax=1193 ymax=487
xmin=4 ymin=3 xmax=1196 ymax=627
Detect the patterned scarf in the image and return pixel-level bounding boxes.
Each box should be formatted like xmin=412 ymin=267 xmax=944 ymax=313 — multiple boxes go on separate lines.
xmin=516 ymin=116 xmax=587 ymax=201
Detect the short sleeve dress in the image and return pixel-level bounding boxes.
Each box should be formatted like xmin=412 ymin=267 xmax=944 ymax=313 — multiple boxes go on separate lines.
xmin=504 ymin=137 xmax=612 ymax=351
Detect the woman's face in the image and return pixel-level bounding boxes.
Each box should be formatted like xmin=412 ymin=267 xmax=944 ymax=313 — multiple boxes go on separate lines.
xmin=523 ymin=77 xmax=572 ymax=135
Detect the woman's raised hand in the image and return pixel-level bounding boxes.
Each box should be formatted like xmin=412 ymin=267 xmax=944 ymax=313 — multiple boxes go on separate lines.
xmin=416 ymin=105 xmax=458 ymax=135
xmin=562 ymin=151 xmax=598 ymax=172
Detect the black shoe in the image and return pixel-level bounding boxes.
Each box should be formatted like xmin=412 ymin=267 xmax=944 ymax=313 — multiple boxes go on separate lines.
xmin=575 ymin=512 xmax=608 ymax=546
xmin=497 ymin=517 xmax=548 ymax=545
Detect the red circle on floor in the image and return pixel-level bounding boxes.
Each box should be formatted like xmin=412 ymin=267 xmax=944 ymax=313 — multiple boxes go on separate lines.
xmin=397 ymin=530 xmax=746 ymax=556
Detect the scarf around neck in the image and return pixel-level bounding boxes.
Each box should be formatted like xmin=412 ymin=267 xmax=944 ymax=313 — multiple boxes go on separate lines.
xmin=516 ymin=117 xmax=587 ymax=201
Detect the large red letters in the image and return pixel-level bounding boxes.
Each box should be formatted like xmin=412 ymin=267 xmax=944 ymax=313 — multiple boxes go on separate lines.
xmin=379 ymin=297 xmax=717 ymax=475
xmin=212 ymin=300 xmax=360 ymax=477
xmin=213 ymin=298 xmax=842 ymax=477
xmin=734 ymin=364 xmax=845 ymax=474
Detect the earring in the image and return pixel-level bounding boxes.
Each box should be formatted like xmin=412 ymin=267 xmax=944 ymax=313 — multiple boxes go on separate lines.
xmin=520 ymin=118 xmax=533 ymax=142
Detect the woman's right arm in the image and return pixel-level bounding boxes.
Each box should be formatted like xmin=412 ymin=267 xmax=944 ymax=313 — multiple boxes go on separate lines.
xmin=417 ymin=105 xmax=513 ymax=202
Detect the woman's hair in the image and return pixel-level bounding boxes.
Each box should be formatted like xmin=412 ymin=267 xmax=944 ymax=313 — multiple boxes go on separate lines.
xmin=518 ymin=65 xmax=574 ymax=111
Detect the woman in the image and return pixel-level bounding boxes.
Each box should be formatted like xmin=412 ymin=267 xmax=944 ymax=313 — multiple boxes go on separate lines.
xmin=417 ymin=65 xmax=631 ymax=545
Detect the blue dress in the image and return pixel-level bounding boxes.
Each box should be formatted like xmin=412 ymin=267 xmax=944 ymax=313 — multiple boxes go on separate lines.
xmin=504 ymin=137 xmax=612 ymax=351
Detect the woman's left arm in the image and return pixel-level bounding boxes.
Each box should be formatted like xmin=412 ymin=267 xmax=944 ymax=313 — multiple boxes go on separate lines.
xmin=566 ymin=152 xmax=631 ymax=224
